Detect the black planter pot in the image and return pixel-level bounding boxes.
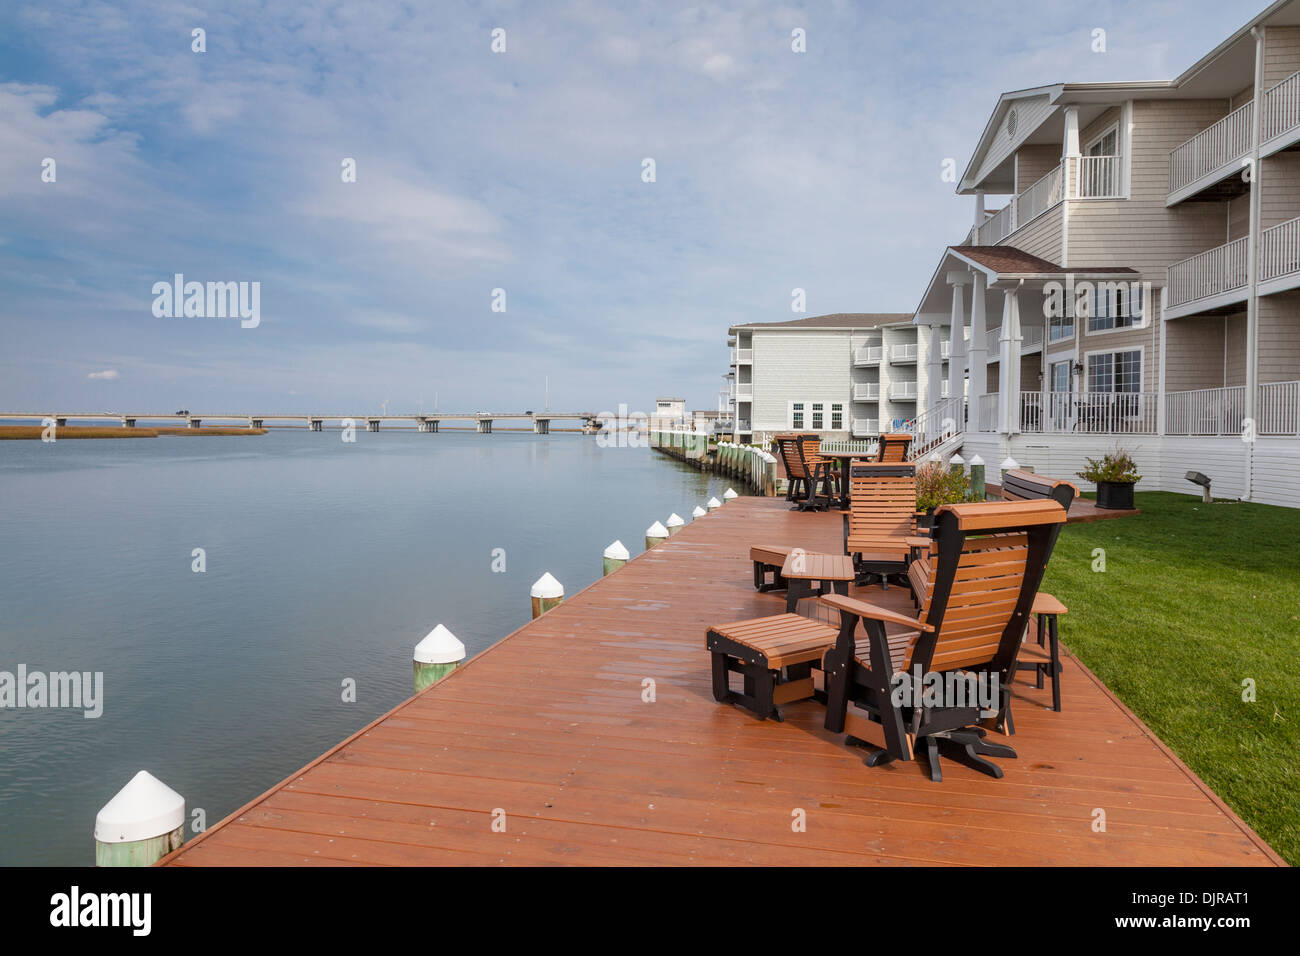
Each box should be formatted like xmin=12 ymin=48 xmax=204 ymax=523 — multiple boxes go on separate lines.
xmin=1095 ymin=481 xmax=1136 ymax=510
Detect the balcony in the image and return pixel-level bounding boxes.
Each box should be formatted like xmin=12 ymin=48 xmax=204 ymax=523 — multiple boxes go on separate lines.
xmin=734 ymin=384 xmax=753 ymax=400
xmin=975 ymin=163 xmax=1064 ymax=245
xmin=1166 ymin=237 xmax=1248 ymax=316
xmin=736 ymin=419 xmax=751 ymax=433
xmin=1168 ymin=102 xmax=1253 ymax=205
xmin=1263 ymin=70 xmax=1300 ymax=152
xmin=888 ymin=381 xmax=918 ymax=401
xmin=850 ymin=418 xmax=879 ymax=437
xmin=984 ymin=324 xmax=1044 ymax=355
xmin=731 ymin=347 xmax=753 ymax=364
xmin=851 ymin=383 xmax=880 ymax=402
xmin=1165 ymin=386 xmax=1246 ymax=436
xmin=889 ymin=343 xmax=918 ymax=364
xmin=1261 ymin=216 xmax=1300 ymax=295
xmin=853 ymin=345 xmax=883 ymax=365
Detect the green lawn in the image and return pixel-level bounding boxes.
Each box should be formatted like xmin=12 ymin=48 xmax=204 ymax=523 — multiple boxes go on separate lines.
xmin=1040 ymin=491 xmax=1300 ymax=864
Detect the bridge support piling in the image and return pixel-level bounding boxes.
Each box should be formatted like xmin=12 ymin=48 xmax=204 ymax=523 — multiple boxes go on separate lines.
xmin=308 ymin=418 xmax=323 ymax=432
xmin=187 ymin=418 xmax=201 ymax=430
xmin=366 ymin=419 xmax=381 ymax=432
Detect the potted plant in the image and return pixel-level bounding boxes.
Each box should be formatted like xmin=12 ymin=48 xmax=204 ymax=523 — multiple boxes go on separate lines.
xmin=1077 ymin=447 xmax=1141 ymax=510
xmin=915 ymin=461 xmax=971 ymax=529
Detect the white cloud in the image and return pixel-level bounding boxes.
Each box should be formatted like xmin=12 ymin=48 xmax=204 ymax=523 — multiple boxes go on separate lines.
xmin=87 ymin=369 xmax=119 ymax=380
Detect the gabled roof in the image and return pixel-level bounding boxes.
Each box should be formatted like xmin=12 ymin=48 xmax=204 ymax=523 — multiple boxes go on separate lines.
xmin=730 ymin=312 xmax=912 ymax=332
xmin=956 ymin=246 xmax=1136 ymax=277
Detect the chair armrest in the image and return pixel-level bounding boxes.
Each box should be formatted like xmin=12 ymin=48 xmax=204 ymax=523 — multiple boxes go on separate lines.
xmin=819 ymin=593 xmax=934 ymax=632
xmin=904 ymin=536 xmax=931 ymax=548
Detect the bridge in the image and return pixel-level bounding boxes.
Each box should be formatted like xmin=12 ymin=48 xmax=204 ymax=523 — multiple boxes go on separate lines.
xmin=0 ymin=412 xmax=601 ymax=435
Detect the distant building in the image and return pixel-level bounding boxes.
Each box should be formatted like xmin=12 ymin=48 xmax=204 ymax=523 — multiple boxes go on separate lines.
xmin=649 ymin=397 xmax=687 ymax=430
xmin=725 ymin=313 xmax=956 ymax=444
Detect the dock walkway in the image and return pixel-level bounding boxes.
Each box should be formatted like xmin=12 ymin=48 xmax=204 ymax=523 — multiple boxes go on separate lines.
xmin=163 ymin=498 xmax=1281 ymax=866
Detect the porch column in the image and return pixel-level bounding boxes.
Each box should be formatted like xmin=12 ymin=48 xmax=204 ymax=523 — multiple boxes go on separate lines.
xmin=926 ymin=321 xmax=944 ymax=417
xmin=998 ymin=285 xmax=1023 ymax=434
xmin=947 ymin=272 xmax=970 ymax=413
xmin=942 ymin=272 xmax=968 ymax=414
xmin=1062 ymin=105 xmax=1080 ymax=199
xmin=968 ymin=272 xmax=988 ymax=430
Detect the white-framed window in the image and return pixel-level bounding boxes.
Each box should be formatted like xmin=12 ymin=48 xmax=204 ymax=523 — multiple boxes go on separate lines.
xmin=1088 ymin=281 xmax=1145 ymax=333
xmin=1086 ymin=124 xmax=1119 ymax=158
xmin=789 ymin=401 xmax=845 ymax=430
xmin=1086 ymin=348 xmax=1142 ymax=393
xmin=1050 ymin=360 xmax=1071 ymax=393
xmin=1049 ymin=310 xmax=1074 ymax=342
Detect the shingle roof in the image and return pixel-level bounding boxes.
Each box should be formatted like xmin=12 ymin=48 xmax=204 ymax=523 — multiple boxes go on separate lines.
xmin=956 ymin=246 xmax=1139 ymax=276
xmin=731 ymin=312 xmax=912 ymax=330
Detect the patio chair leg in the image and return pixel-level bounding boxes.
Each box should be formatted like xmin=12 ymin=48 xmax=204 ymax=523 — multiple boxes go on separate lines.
xmin=937 ymin=729 xmax=1017 ymax=780
xmin=923 ymin=736 xmax=943 ymax=782
xmin=710 ymin=651 xmax=732 ymax=703
xmin=1049 ymin=615 xmax=1062 ymax=713
xmin=822 ymin=653 xmax=849 ymax=734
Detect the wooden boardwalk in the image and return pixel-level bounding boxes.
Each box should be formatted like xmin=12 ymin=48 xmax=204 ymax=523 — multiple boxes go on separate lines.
xmin=162 ymin=498 xmax=1281 ymax=866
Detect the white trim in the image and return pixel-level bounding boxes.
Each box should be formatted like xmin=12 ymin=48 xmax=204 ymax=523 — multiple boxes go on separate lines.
xmin=1082 ymin=344 xmax=1145 ymax=393
xmin=788 ymin=399 xmax=848 ymax=432
xmin=1081 ymin=280 xmax=1150 ymax=336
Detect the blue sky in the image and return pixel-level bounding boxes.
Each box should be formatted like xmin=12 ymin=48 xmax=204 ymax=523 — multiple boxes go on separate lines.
xmin=0 ymin=0 xmax=1263 ymax=415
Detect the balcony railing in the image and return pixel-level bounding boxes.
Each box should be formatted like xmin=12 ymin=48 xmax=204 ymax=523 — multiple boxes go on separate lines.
xmin=1263 ymin=70 xmax=1300 ymax=144
xmin=1165 ymin=386 xmax=1246 ymax=436
xmin=736 ymin=419 xmax=751 ymax=432
xmin=889 ymin=343 xmax=918 ymax=363
xmin=1166 ymin=237 xmax=1248 ymax=310
xmin=1073 ymin=155 xmax=1122 ymax=198
xmin=888 ymin=381 xmax=918 ymax=400
xmin=731 ymin=347 xmax=753 ymax=364
xmin=976 ymin=394 xmax=998 ymax=432
xmin=1259 ymin=380 xmax=1300 ymax=436
xmin=851 ymin=383 xmax=880 ymax=401
xmin=975 ymin=164 xmax=1064 ymax=245
xmin=984 ymin=324 xmax=1044 ymax=354
xmin=1019 ymin=391 xmax=1158 ymax=434
xmin=850 ymin=418 xmax=879 ymax=437
xmin=976 ymin=203 xmax=1014 ymax=245
xmin=1261 ymin=216 xmax=1300 ymax=284
xmin=853 ymin=345 xmax=883 ymax=365
xmin=734 ymin=384 xmax=753 ymax=400
xmin=1169 ymin=101 xmax=1252 ymax=196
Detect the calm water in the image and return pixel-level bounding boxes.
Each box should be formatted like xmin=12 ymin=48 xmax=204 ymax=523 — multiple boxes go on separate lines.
xmin=0 ymin=427 xmax=740 ymax=865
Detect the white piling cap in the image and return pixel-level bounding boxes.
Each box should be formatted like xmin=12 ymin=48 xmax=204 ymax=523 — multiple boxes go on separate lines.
xmin=603 ymin=540 xmax=630 ymax=561
xmin=929 ymin=452 xmax=942 ymax=463
xmin=530 ymin=572 xmax=564 ymax=599
xmin=707 ymin=497 xmax=722 ymax=509
xmin=94 ymin=771 xmax=185 ymax=844
xmin=666 ymin=513 xmax=684 ymax=527
xmin=1001 ymin=457 xmax=1019 ymax=471
xmin=723 ymin=488 xmax=738 ymax=499
xmin=414 ymin=623 xmax=466 ymax=665
xmin=692 ymin=506 xmax=707 ymax=518
xmin=646 ymin=520 xmax=668 ymax=537
xmin=970 ymin=454 xmax=985 ymax=466
xmin=950 ymin=453 xmax=965 ymax=465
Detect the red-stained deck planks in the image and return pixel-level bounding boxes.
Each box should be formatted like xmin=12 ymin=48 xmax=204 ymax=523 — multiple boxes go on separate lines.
xmin=161 ymin=497 xmax=1281 ymax=867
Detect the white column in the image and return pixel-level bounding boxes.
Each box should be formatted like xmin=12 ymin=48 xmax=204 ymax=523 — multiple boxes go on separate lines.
xmin=998 ymin=286 xmax=1023 ymax=435
xmin=1063 ymin=105 xmax=1080 ymax=198
xmin=948 ymin=277 xmax=969 ymax=412
xmin=926 ymin=322 xmax=943 ymax=416
xmin=968 ymin=272 xmax=987 ymax=430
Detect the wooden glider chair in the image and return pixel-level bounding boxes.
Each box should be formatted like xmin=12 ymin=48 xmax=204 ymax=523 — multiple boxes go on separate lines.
xmin=822 ymin=499 xmax=1067 ymax=781
xmin=875 ymin=432 xmax=912 ymax=463
xmin=842 ymin=463 xmax=926 ymax=588
xmin=774 ymin=433 xmax=835 ymax=511
xmin=906 ymin=470 xmax=1077 ymax=723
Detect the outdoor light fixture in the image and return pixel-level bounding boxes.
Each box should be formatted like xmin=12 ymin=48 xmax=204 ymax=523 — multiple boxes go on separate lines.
xmin=1185 ymin=470 xmax=1212 ymax=504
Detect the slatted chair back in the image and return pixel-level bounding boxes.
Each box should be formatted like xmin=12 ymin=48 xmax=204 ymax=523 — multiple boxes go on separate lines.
xmin=774 ymin=433 xmax=815 ymax=480
xmin=910 ymin=500 xmax=1066 ymax=676
xmin=798 ymin=434 xmax=825 ymax=468
xmin=999 ymin=470 xmax=1079 ymax=510
xmin=877 ymin=433 xmax=912 ymax=463
xmin=845 ymin=463 xmax=916 ymax=553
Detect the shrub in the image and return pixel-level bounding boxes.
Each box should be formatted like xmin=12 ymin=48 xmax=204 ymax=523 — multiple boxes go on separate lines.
xmin=1077 ymin=447 xmax=1141 ymax=484
xmin=916 ymin=461 xmax=971 ymax=512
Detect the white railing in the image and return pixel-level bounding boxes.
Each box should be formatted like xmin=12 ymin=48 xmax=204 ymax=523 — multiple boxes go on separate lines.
xmin=888 ymin=381 xmax=918 ymax=400
xmin=889 ymin=343 xmax=918 ymax=362
xmin=1261 ymin=216 xmax=1300 ymax=284
xmin=1019 ymin=391 xmax=1158 ymax=434
xmin=984 ymin=324 xmax=1044 ymax=354
xmin=977 ymin=394 xmax=998 ymax=432
xmin=1167 ymin=236 xmax=1248 ymax=309
xmin=1165 ymin=386 xmax=1246 ymax=436
xmin=853 ymin=345 xmax=883 ymax=365
xmin=736 ymin=419 xmax=751 ymax=432
xmin=1074 ymin=155 xmax=1122 ymax=198
xmin=731 ymin=348 xmax=753 ymax=364
xmin=735 ymin=384 xmax=753 ymax=399
xmin=940 ymin=381 xmax=951 ymax=398
xmin=907 ymin=396 xmax=967 ymax=459
xmin=1263 ymin=70 xmax=1300 ymax=144
xmin=852 ymin=383 xmax=880 ymax=401
xmin=940 ymin=341 xmax=950 ymax=359
xmin=1258 ymin=381 xmax=1300 ymax=436
xmin=849 ymin=419 xmax=879 ymax=438
xmin=1015 ymin=163 xmax=1064 ymax=223
xmin=1169 ymin=101 xmax=1253 ymax=195
xmin=977 ymin=203 xmax=1014 ymax=245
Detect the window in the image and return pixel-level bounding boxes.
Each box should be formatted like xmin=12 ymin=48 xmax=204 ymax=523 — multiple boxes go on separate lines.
xmin=789 ymin=401 xmax=845 ymax=430
xmin=1049 ymin=310 xmax=1074 ymax=342
xmin=1050 ymin=361 xmax=1071 ymax=393
xmin=1086 ymin=126 xmax=1118 ymax=158
xmin=1083 ymin=124 xmax=1120 ymax=197
xmin=1087 ymin=350 xmax=1141 ymax=393
xmin=1088 ymin=281 xmax=1144 ymax=332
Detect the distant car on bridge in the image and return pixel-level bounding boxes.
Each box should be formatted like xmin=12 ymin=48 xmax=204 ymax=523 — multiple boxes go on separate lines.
xmin=175 ymin=409 xmax=189 ymax=416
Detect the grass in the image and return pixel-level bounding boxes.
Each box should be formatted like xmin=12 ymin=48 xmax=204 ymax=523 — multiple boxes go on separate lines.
xmin=1041 ymin=491 xmax=1299 ymax=864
